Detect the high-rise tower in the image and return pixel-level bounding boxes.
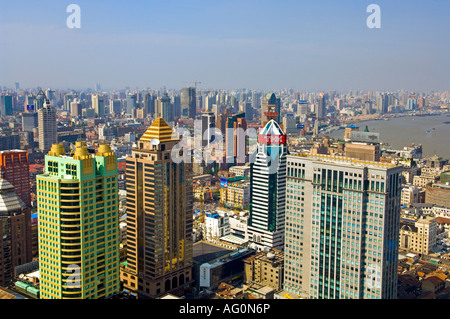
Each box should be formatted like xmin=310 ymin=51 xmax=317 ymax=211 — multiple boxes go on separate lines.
xmin=38 ymin=98 xmax=57 ymax=153
xmin=92 ymin=94 xmax=105 ymax=117
xmin=283 ymin=154 xmax=402 ymax=299
xmin=120 ymin=118 xmax=194 ymax=298
xmin=0 ymin=179 xmax=32 ymax=287
xmin=37 ymin=142 xmax=120 ymax=299
xmin=181 ymin=87 xmax=196 ymax=119
xmin=248 ymin=119 xmax=287 ymax=251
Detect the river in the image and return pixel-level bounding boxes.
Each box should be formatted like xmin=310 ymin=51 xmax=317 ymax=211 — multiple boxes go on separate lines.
xmin=326 ymin=113 xmax=450 ymax=159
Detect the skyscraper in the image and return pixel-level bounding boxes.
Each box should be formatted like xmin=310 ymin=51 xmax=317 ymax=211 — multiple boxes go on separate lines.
xmin=71 ymin=98 xmax=83 ymax=118
xmin=181 ymin=87 xmax=196 ymax=119
xmin=0 ymin=94 xmax=13 ymax=116
xmin=224 ymin=112 xmax=247 ymax=166
xmin=143 ymin=92 xmax=156 ymax=117
xmin=314 ymin=93 xmax=326 ymax=120
xmin=0 ymin=179 xmax=32 ymax=287
xmin=92 ymin=94 xmax=105 ymax=117
xmin=201 ymin=112 xmax=216 ymax=148
xmin=126 ymin=92 xmax=137 ymax=115
xmin=120 ymin=118 xmax=194 ymax=298
xmin=38 ymin=98 xmax=57 ymax=153
xmin=283 ymin=154 xmax=402 ymax=299
xmin=37 ymin=142 xmax=120 ymax=299
xmin=248 ymin=119 xmax=287 ymax=251
xmin=22 ymin=112 xmax=38 ymax=132
xmin=159 ymin=92 xmax=172 ymax=122
xmin=376 ymin=93 xmax=388 ymax=114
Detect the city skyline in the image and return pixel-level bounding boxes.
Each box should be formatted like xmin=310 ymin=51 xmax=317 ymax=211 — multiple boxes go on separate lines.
xmin=1 ymin=0 xmax=450 ymax=92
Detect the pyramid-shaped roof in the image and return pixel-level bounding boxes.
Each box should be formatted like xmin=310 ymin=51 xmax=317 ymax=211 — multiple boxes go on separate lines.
xmin=260 ymin=119 xmax=285 ymax=136
xmin=139 ymin=118 xmax=174 ymax=143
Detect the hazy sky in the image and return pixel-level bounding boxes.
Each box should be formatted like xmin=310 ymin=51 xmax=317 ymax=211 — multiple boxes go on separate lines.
xmin=1 ymin=0 xmax=449 ymax=92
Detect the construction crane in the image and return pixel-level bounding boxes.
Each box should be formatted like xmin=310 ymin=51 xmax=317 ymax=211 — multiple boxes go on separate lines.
xmin=183 ymin=81 xmax=202 ymax=91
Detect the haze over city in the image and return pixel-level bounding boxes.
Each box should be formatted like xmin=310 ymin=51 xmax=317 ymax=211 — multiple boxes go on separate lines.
xmin=1 ymin=0 xmax=450 ymax=91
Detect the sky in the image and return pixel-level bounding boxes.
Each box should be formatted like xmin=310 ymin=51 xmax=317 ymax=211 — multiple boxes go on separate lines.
xmin=0 ymin=0 xmax=449 ymax=92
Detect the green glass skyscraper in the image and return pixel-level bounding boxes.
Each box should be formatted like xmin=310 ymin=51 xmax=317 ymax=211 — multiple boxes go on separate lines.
xmin=37 ymin=142 xmax=120 ymax=299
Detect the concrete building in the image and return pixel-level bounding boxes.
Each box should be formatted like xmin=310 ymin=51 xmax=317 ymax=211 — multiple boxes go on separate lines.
xmin=181 ymin=87 xmax=196 ymax=119
xmin=399 ymin=215 xmax=438 ymax=255
xmin=37 ymin=142 xmax=120 ymax=299
xmin=425 ymin=184 xmax=450 ymax=208
xmin=243 ymin=248 xmax=284 ymax=291
xmin=345 ymin=142 xmax=381 ymax=162
xmin=220 ymin=178 xmax=250 ymax=209
xmin=401 ymin=184 xmax=425 ymax=207
xmin=248 ymin=119 xmax=287 ymax=251
xmin=38 ymin=99 xmax=57 ymax=153
xmin=0 ymin=150 xmax=31 ymax=207
xmin=120 ymin=118 xmax=194 ymax=299
xmin=92 ymin=94 xmax=105 ymax=117
xmin=0 ymin=179 xmax=32 ymax=287
xmin=284 ymin=154 xmax=403 ymax=299
xmin=204 ymin=211 xmax=230 ymax=243
xmin=229 ymin=165 xmax=251 ymax=177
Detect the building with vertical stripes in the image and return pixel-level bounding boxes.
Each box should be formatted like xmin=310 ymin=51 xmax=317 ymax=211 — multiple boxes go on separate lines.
xmin=120 ymin=117 xmax=194 ymax=298
xmin=37 ymin=142 xmax=120 ymax=299
xmin=283 ymin=154 xmax=402 ymax=299
xmin=248 ymin=119 xmax=287 ymax=251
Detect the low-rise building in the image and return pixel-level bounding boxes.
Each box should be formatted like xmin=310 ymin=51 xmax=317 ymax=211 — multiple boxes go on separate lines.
xmin=401 ymin=184 xmax=425 ymax=207
xmin=399 ymin=215 xmax=438 ymax=255
xmin=243 ymin=248 xmax=284 ymax=291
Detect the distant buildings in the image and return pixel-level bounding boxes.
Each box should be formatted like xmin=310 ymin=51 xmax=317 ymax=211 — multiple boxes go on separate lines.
xmin=92 ymin=94 xmax=105 ymax=117
xmin=37 ymin=98 xmax=57 ymax=153
xmin=181 ymin=87 xmax=196 ymax=119
xmin=0 ymin=94 xmax=13 ymax=116
xmin=260 ymin=93 xmax=281 ymax=126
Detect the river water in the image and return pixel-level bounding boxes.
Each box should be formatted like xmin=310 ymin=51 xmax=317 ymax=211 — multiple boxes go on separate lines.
xmin=327 ymin=113 xmax=450 ymax=159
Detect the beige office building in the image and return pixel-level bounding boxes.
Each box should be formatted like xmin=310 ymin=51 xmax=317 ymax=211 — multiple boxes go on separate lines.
xmin=120 ymin=118 xmax=194 ymax=298
xmin=284 ymin=154 xmax=402 ymax=299
xmin=399 ymin=215 xmax=437 ymax=255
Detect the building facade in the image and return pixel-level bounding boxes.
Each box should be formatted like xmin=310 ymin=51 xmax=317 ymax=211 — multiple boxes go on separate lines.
xmin=37 ymin=142 xmax=120 ymax=299
xmin=284 ymin=154 xmax=403 ymax=299
xmin=248 ymin=119 xmax=287 ymax=251
xmin=120 ymin=118 xmax=194 ymax=298
xmin=0 ymin=150 xmax=31 ymax=207
xmin=38 ymin=99 xmax=57 ymax=153
xmin=399 ymin=215 xmax=437 ymax=255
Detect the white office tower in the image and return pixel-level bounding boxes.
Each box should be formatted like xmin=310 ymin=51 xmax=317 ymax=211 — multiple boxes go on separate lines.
xmin=248 ymin=119 xmax=287 ymax=251
xmin=283 ymin=154 xmax=402 ymax=299
xmin=38 ymin=97 xmax=57 ymax=153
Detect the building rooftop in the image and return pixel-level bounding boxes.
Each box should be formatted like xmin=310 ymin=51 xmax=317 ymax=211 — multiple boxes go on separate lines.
xmin=291 ymin=153 xmax=398 ymax=169
xmin=139 ymin=117 xmax=174 ymax=143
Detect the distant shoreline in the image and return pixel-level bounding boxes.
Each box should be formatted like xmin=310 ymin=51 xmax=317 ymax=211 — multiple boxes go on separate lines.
xmin=342 ymin=109 xmax=448 ymax=126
